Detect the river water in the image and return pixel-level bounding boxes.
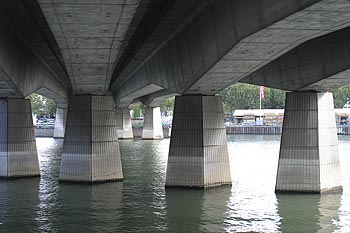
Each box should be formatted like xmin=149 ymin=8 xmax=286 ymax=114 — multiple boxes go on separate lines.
xmin=1 ymin=135 xmax=350 ymax=232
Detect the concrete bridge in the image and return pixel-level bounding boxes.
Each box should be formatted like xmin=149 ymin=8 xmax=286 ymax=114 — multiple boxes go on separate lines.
xmin=0 ymin=0 xmax=348 ymax=193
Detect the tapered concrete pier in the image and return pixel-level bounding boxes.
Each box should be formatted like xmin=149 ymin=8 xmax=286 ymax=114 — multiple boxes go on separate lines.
xmin=59 ymin=96 xmax=123 ymax=183
xmin=165 ymin=95 xmax=231 ymax=188
xmin=276 ymin=92 xmax=342 ymax=193
xmin=116 ymin=107 xmax=133 ymax=139
xmin=0 ymin=98 xmax=40 ymax=178
xmin=54 ymin=107 xmax=67 ymax=138
xmin=142 ymin=107 xmax=163 ymax=139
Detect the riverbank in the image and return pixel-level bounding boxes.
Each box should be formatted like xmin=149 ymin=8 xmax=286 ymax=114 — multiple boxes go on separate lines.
xmin=35 ymin=125 xmax=350 ymax=137
xmin=225 ymin=125 xmax=350 ymax=135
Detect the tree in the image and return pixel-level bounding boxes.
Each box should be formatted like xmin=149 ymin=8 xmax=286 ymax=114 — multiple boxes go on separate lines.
xmin=218 ymin=83 xmax=258 ymax=112
xmin=218 ymin=83 xmax=286 ymax=112
xmin=28 ymin=93 xmax=44 ymax=116
xmin=27 ymin=93 xmax=56 ymax=117
xmin=45 ymin=98 xmax=56 ymax=117
xmin=333 ymin=85 xmax=350 ymax=108
xmin=263 ymin=88 xmax=286 ymax=109
xmin=160 ymin=96 xmax=175 ymax=112
xmin=130 ymin=103 xmax=145 ymax=118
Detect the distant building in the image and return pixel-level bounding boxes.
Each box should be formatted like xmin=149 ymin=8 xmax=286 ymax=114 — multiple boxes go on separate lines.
xmin=226 ymin=109 xmax=350 ymax=126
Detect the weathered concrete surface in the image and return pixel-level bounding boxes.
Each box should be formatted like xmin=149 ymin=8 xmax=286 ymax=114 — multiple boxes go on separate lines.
xmin=115 ymin=84 xmax=164 ymax=108
xmin=116 ymin=108 xmax=133 ymax=139
xmin=2 ymin=0 xmax=350 ymax=190
xmin=142 ymin=107 xmax=163 ymax=139
xmin=189 ymin=0 xmax=350 ymax=94
xmin=276 ymin=92 xmax=342 ymax=193
xmin=139 ymin=89 xmax=177 ymax=108
xmin=110 ymin=0 xmax=204 ymax=90
xmin=0 ymin=1 xmax=71 ymax=90
xmin=39 ymin=0 xmax=140 ymax=94
xmin=0 ymin=19 xmax=68 ymax=105
xmin=114 ymin=0 xmax=350 ymax=105
xmin=166 ymin=96 xmax=231 ymax=188
xmin=54 ymin=107 xmax=67 ymax=139
xmin=3 ymin=0 xmax=350 ymax=106
xmin=242 ymin=27 xmax=350 ymax=91
xmin=0 ymin=99 xmax=39 ymax=178
xmin=59 ymin=96 xmax=123 ymax=183
xmin=4 ymin=0 xmax=350 ymax=106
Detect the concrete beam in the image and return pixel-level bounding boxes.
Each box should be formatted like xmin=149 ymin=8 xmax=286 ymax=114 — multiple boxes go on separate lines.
xmin=114 ymin=84 xmax=163 ymax=108
xmin=241 ymin=27 xmax=350 ymax=91
xmin=0 ymin=19 xmax=68 ymax=105
xmin=110 ymin=0 xmax=204 ymax=90
xmin=139 ymin=89 xmax=177 ymax=108
xmin=39 ymin=1 xmax=140 ymax=94
xmin=115 ymin=0 xmax=350 ymax=98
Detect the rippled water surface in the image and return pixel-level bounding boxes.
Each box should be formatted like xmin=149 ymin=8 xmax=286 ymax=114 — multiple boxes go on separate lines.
xmin=1 ymin=135 xmax=350 ymax=232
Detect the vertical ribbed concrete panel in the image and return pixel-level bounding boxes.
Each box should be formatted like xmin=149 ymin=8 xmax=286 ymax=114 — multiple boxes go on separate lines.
xmin=116 ymin=108 xmax=133 ymax=139
xmin=53 ymin=107 xmax=67 ymax=139
xmin=0 ymin=99 xmax=39 ymax=178
xmin=59 ymin=96 xmax=123 ymax=183
xmin=142 ymin=107 xmax=163 ymax=139
xmin=276 ymin=92 xmax=342 ymax=193
xmin=165 ymin=96 xmax=231 ymax=188
xmin=318 ymin=93 xmax=342 ymax=192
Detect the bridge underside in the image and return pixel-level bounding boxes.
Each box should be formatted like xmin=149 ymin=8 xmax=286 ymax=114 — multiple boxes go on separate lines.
xmin=0 ymin=0 xmax=348 ymax=191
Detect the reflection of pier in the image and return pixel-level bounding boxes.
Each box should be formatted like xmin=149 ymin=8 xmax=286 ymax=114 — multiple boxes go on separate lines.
xmin=166 ymin=188 xmax=231 ymax=232
xmin=57 ymin=182 xmax=123 ymax=232
xmin=0 ymin=178 xmax=40 ymax=232
xmin=277 ymin=193 xmax=341 ymax=232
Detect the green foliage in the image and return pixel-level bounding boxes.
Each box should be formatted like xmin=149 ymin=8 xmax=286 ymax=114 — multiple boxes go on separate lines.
xmin=28 ymin=93 xmax=43 ymax=115
xmin=263 ymin=88 xmax=286 ymax=109
xmin=130 ymin=103 xmax=145 ymax=117
xmin=45 ymin=98 xmax=56 ymax=117
xmin=218 ymin=83 xmax=286 ymax=111
xmin=160 ymin=96 xmax=175 ymax=112
xmin=218 ymin=83 xmax=350 ymax=112
xmin=27 ymin=93 xmax=56 ymax=117
xmin=333 ymin=85 xmax=350 ymax=108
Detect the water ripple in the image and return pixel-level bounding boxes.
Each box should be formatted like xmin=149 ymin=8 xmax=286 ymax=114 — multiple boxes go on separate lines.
xmin=0 ymin=136 xmax=349 ymax=232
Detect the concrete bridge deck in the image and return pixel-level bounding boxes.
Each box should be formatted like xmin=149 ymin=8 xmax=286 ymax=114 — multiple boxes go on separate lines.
xmin=0 ymin=0 xmax=348 ymax=192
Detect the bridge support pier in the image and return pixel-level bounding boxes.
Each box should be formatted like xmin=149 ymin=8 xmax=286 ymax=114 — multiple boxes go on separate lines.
xmin=59 ymin=96 xmax=123 ymax=183
xmin=54 ymin=107 xmax=67 ymax=138
xmin=276 ymin=92 xmax=342 ymax=193
xmin=165 ymin=95 xmax=231 ymax=188
xmin=142 ymin=107 xmax=163 ymax=139
xmin=0 ymin=98 xmax=40 ymax=178
xmin=116 ymin=108 xmax=133 ymax=139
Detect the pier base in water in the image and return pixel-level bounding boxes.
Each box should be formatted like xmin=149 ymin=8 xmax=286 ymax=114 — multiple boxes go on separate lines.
xmin=59 ymin=96 xmax=123 ymax=183
xmin=275 ymin=92 xmax=342 ymax=193
xmin=165 ymin=95 xmax=231 ymax=188
xmin=0 ymin=98 xmax=40 ymax=178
